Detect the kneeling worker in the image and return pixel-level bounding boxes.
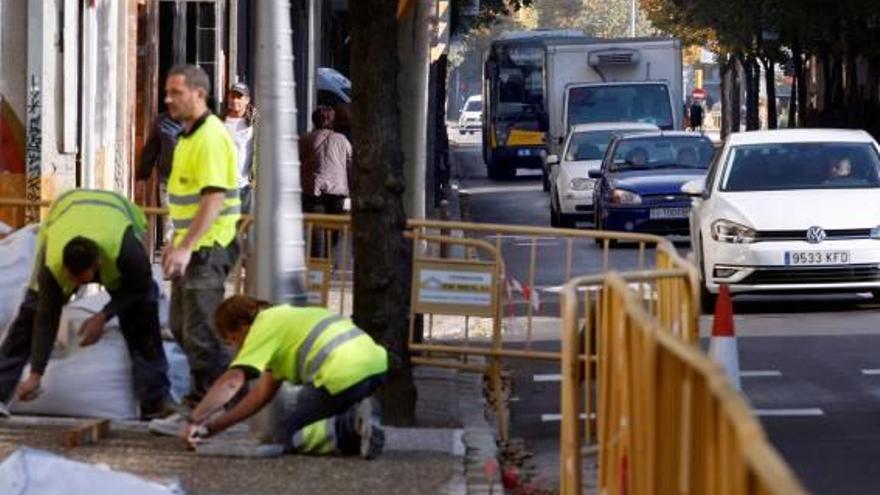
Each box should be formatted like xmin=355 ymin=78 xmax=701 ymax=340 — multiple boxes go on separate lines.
xmin=0 ymin=189 xmax=172 ymax=418
xmin=181 ymin=295 xmax=387 ymax=458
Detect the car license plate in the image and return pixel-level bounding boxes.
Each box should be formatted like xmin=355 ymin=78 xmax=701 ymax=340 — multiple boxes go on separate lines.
xmin=649 ymin=207 xmax=689 ymax=219
xmin=784 ymin=251 xmax=851 ymax=265
xmin=517 ymin=149 xmax=531 ymax=157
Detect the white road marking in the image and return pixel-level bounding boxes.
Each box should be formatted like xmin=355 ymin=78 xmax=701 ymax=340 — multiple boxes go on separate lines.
xmin=459 ymin=184 xmax=543 ymax=195
xmin=861 ymin=369 xmax=880 ymax=375
xmin=484 ymin=235 xmax=557 ymax=241
xmin=533 ymin=374 xmax=561 ymax=382
xmin=740 ymin=370 xmax=782 ymax=377
xmin=541 ymin=412 xmax=596 ymax=422
xmin=754 ymin=408 xmax=824 ymax=417
xmin=514 ymin=241 xmax=560 ymax=247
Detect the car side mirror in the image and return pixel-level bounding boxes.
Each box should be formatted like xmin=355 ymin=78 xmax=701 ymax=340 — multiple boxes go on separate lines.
xmin=681 ymin=179 xmax=706 ymax=197
xmin=588 ymin=169 xmax=604 ymax=179
xmin=546 ymin=155 xmax=560 ymax=166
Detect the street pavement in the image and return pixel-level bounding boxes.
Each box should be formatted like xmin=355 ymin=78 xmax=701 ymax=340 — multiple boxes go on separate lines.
xmin=449 ymin=129 xmax=880 ymax=495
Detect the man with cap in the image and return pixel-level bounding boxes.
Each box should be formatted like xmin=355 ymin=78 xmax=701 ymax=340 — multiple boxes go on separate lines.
xmin=223 ymin=81 xmax=256 ymax=214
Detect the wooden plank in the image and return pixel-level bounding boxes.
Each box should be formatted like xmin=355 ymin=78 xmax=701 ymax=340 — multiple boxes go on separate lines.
xmin=60 ymin=419 xmax=110 ymax=448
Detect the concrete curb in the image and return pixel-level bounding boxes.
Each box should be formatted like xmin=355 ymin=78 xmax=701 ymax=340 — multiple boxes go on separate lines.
xmin=456 ymin=362 xmax=502 ymax=495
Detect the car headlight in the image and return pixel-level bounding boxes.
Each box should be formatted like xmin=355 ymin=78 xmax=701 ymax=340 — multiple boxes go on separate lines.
xmin=611 ymin=189 xmax=641 ymax=205
xmin=569 ymin=178 xmax=594 ymax=191
xmin=711 ymin=219 xmax=757 ymax=244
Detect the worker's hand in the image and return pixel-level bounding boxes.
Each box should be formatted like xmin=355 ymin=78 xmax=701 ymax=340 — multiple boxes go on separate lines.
xmin=15 ymin=373 xmax=42 ymax=402
xmin=181 ymin=422 xmax=210 ymax=450
xmin=79 ymin=312 xmax=108 ymax=347
xmin=162 ymin=245 xmax=192 ymax=279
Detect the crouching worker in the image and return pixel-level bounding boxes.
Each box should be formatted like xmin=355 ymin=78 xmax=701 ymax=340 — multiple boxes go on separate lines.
xmin=0 ymin=189 xmax=173 ymax=418
xmin=181 ymin=295 xmax=388 ymax=459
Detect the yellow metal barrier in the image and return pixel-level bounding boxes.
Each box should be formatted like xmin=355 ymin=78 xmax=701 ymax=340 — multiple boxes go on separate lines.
xmin=559 ymin=272 xmax=808 ymax=495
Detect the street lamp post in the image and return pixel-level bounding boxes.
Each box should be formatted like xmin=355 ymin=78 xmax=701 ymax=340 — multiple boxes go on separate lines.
xmin=631 ymin=0 xmax=637 ymax=37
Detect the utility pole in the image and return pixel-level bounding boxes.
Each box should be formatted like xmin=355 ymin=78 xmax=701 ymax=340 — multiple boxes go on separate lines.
xmin=252 ymin=0 xmax=307 ymax=305
xmin=630 ymin=0 xmax=637 ymax=37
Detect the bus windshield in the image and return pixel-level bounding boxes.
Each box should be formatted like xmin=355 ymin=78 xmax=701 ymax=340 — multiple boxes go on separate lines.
xmin=567 ymin=84 xmax=673 ymax=129
xmin=492 ymin=44 xmax=544 ymax=121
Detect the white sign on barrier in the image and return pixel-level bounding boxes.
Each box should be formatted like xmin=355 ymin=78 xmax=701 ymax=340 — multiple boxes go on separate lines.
xmin=413 ymin=260 xmax=496 ymax=317
xmin=307 ymin=262 xmax=330 ymax=306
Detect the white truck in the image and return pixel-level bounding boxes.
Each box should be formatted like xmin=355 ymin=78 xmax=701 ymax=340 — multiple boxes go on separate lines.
xmin=542 ymin=37 xmax=684 ymax=158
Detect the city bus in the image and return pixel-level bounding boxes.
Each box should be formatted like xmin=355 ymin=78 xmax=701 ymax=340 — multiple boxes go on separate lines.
xmin=481 ymin=30 xmax=586 ymax=180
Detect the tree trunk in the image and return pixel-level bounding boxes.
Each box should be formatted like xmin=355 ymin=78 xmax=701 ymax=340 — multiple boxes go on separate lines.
xmin=721 ymin=54 xmax=741 ymax=138
xmin=795 ymin=48 xmax=808 ymax=127
xmin=763 ymin=57 xmax=778 ymax=129
xmin=744 ymin=56 xmax=761 ymax=130
xmin=429 ymin=54 xmax=451 ymax=209
xmin=349 ymin=0 xmax=417 ymax=426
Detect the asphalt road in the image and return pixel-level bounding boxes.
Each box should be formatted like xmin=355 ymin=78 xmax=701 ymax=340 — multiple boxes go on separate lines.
xmin=449 ymin=131 xmax=880 ymax=494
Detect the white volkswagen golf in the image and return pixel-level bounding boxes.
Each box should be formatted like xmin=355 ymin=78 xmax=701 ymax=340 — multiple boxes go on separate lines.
xmin=684 ymin=129 xmax=880 ymax=309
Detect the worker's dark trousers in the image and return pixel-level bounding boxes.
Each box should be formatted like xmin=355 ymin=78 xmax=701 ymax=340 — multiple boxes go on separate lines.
xmin=0 ymin=284 xmax=171 ymax=410
xmin=169 ymin=241 xmax=239 ymax=405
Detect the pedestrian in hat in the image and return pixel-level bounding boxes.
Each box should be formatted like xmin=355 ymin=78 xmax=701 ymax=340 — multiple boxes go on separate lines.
xmin=224 ymin=81 xmax=257 ymax=214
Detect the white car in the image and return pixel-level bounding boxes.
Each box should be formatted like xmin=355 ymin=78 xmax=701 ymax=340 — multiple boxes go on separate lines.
xmin=547 ymin=122 xmax=659 ymax=227
xmin=684 ymin=129 xmax=880 ymax=310
xmin=458 ymin=95 xmax=482 ymax=135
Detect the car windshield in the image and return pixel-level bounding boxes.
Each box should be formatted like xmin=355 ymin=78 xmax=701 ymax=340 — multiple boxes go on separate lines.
xmin=567 ymin=84 xmax=673 ymax=129
xmin=565 ymin=129 xmax=650 ymax=162
xmin=610 ymin=136 xmax=715 ymax=172
xmin=720 ymin=142 xmax=880 ymax=192
xmin=465 ymin=100 xmax=483 ymax=112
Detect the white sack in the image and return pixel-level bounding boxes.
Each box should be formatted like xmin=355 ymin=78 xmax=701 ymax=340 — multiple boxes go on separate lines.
xmin=0 ymin=225 xmax=38 ymax=337
xmin=0 ymin=448 xmax=182 ymax=495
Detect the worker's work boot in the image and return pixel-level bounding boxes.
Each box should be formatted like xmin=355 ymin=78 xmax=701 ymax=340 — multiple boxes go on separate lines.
xmin=355 ymin=398 xmax=385 ymax=460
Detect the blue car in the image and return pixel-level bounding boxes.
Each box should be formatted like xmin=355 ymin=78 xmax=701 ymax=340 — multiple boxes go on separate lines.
xmin=590 ymin=132 xmax=715 ymax=238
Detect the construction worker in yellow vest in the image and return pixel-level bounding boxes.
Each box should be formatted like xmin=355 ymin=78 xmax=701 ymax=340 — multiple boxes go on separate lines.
xmin=0 ymin=189 xmax=173 ymax=418
xmin=149 ymin=64 xmax=241 ymax=436
xmin=180 ymin=295 xmax=388 ymax=459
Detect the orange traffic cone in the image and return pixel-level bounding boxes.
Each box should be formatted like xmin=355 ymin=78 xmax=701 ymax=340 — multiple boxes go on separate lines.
xmin=708 ymin=284 xmax=740 ymax=390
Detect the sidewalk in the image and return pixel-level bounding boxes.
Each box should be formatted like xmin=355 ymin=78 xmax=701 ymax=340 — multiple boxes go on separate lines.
xmin=0 ymin=365 xmax=501 ymax=494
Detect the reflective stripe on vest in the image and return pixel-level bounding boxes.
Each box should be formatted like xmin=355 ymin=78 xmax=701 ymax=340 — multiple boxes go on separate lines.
xmin=42 ymin=190 xmax=145 ymax=295
xmin=168 ymin=188 xmax=240 ymax=206
xmin=296 ymin=314 xmax=367 ymax=383
xmin=296 ymin=314 xmax=346 ymax=379
xmin=172 ymin=204 xmax=242 ymax=230
xmin=291 ymin=417 xmax=337 ymax=455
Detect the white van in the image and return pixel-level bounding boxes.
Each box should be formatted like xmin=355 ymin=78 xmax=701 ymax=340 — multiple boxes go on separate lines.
xmin=458 ymin=95 xmax=482 ymax=135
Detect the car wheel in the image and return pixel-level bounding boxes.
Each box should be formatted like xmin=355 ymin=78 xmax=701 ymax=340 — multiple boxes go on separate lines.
xmin=459 ymin=130 xmax=465 ymax=135
xmin=542 ymin=170 xmax=550 ymax=192
xmin=550 ymin=203 xmax=561 ymax=227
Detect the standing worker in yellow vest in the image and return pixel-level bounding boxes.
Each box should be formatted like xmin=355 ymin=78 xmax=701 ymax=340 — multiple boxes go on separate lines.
xmin=0 ymin=189 xmax=173 ymax=418
xmin=151 ymin=65 xmax=242 ymax=434
xmin=181 ymin=296 xmax=388 ymax=459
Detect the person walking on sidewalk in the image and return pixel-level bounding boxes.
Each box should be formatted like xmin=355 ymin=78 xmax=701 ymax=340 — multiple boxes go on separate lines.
xmin=300 ymin=106 xmax=351 ymax=258
xmin=137 ymin=112 xmax=183 ymax=246
xmin=151 ymin=64 xmax=241 ymax=432
xmin=181 ymin=295 xmax=387 ymax=459
xmin=223 ymin=82 xmax=257 ymax=214
xmin=0 ymin=189 xmax=173 ymax=419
